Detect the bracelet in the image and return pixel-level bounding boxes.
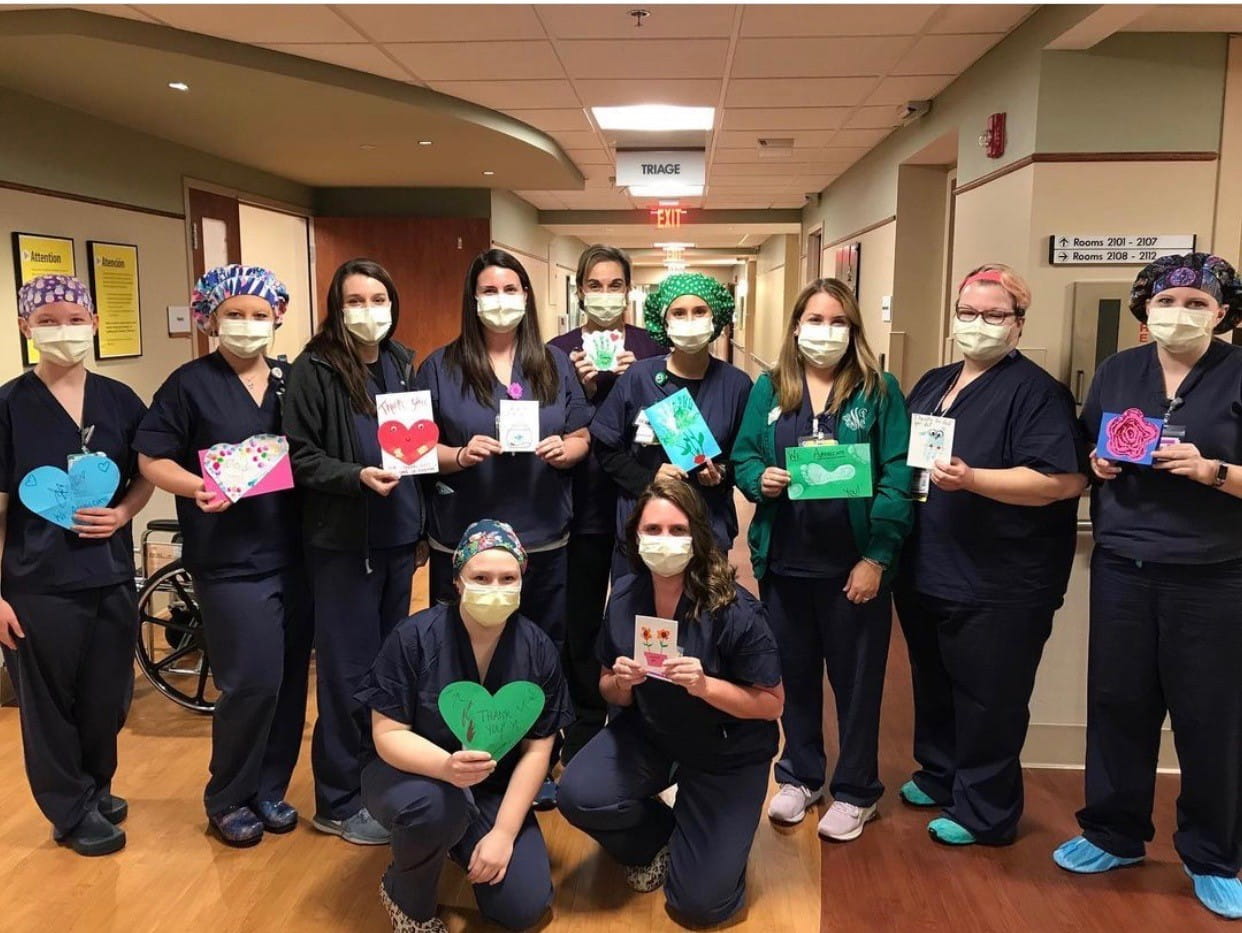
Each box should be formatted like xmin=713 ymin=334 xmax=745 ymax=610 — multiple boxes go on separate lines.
xmin=455 ymin=446 xmax=467 ymax=468
xmin=862 ymin=557 xmax=887 ymax=571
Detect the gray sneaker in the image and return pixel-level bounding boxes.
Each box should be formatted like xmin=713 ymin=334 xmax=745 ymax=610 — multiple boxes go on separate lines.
xmin=767 ymin=784 xmax=823 ymax=825
xmin=312 ymin=807 xmax=391 ymax=845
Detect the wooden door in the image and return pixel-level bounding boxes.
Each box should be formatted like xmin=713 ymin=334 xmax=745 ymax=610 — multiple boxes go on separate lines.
xmin=187 ymin=188 xmax=241 ymax=357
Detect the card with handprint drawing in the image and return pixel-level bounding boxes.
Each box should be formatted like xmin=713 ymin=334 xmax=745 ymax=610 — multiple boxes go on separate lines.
xmin=643 ymin=389 xmax=721 ymax=473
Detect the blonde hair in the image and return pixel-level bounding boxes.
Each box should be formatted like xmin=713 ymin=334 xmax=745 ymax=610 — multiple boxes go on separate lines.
xmin=958 ymin=263 xmax=1031 ymax=313
xmin=770 ymin=278 xmax=885 ymax=415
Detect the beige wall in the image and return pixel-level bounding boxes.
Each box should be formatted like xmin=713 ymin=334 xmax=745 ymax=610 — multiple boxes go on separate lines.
xmin=890 ymin=165 xmax=951 ymax=389
xmin=238 ymin=204 xmax=313 ymax=361
xmin=753 ymin=234 xmax=800 ymax=369
xmin=1214 ymin=36 xmax=1242 ymax=263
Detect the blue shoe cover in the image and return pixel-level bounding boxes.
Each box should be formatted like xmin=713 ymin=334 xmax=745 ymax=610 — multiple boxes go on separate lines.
xmin=1052 ymin=835 xmax=1144 ymax=874
xmin=1185 ymin=867 xmax=1242 ymax=920
xmin=900 ymin=781 xmax=937 ymax=807
xmin=928 ymin=817 xmax=976 ymax=846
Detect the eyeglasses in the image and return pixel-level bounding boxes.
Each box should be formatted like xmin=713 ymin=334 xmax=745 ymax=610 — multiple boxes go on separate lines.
xmin=955 ymin=306 xmax=1022 ymax=326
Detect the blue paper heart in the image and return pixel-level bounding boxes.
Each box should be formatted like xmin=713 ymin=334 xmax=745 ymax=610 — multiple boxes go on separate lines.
xmin=18 ymin=457 xmax=121 ymax=530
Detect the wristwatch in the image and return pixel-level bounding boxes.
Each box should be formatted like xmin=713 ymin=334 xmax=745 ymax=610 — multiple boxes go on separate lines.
xmin=1213 ymin=460 xmax=1229 ymax=487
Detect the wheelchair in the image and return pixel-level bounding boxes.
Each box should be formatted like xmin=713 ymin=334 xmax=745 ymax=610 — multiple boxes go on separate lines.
xmin=134 ymin=520 xmax=217 ymax=714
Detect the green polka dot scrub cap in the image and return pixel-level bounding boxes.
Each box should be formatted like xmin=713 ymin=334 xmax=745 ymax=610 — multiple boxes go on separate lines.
xmin=643 ymin=272 xmax=735 ymax=347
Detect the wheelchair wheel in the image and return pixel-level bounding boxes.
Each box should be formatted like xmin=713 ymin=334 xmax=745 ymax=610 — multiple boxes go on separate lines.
xmin=135 ymin=559 xmax=216 ymax=714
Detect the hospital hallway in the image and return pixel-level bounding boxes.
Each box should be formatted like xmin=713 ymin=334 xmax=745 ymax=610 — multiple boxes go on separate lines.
xmin=0 ymin=493 xmax=1218 ymax=933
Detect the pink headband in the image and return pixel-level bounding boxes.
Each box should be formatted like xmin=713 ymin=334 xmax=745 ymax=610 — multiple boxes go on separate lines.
xmin=958 ymin=270 xmax=1005 ymax=293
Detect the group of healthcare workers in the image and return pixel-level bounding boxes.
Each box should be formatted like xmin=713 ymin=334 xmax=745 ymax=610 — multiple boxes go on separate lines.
xmin=0 ymin=242 xmax=1239 ymax=929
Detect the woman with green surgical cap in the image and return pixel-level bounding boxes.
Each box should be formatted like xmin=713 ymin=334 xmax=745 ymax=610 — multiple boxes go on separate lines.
xmin=590 ymin=272 xmax=752 ymax=567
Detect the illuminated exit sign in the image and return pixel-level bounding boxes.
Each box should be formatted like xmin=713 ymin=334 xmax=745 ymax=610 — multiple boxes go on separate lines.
xmin=653 ymin=208 xmax=685 ymax=229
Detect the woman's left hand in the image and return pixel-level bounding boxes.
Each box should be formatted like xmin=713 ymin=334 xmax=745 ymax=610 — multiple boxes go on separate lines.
xmin=72 ymin=507 xmax=127 ymax=540
xmin=843 ymin=560 xmax=882 ymax=604
xmin=696 ymin=459 xmax=725 ymax=487
xmin=536 ymin=435 xmax=569 ymax=467
xmin=931 ymin=456 xmax=975 ymax=492
xmin=614 ymin=350 xmax=637 ymax=376
xmin=1152 ymin=443 xmax=1218 ymax=485
xmin=663 ymin=656 xmax=708 ymax=698
xmin=467 ymin=828 xmax=515 ymax=885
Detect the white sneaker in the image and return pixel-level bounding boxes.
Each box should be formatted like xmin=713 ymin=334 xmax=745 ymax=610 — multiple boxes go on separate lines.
xmin=767 ymin=784 xmax=823 ymax=825
xmin=817 ymin=800 xmax=877 ymax=841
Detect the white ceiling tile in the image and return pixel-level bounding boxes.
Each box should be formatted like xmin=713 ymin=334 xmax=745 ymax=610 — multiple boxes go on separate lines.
xmin=722 ymin=108 xmax=851 ymax=131
xmin=503 ymin=108 xmax=593 ymax=133
xmin=429 ymin=79 xmax=580 ymax=110
xmin=340 ymin=4 xmax=547 ymax=42
xmin=575 ymin=78 xmax=721 ymax=107
xmin=892 ymin=34 xmax=1001 ymax=77
xmin=726 ymin=77 xmax=877 ymax=108
xmin=557 ymin=38 xmax=730 ymax=79
xmin=130 ymin=4 xmax=366 ymax=43
xmin=566 ymin=148 xmax=614 ymax=166
xmin=261 ymin=43 xmax=413 ymax=83
xmin=1126 ymin=6 xmax=1242 ymax=32
xmin=730 ymin=37 xmax=910 ymax=78
xmin=844 ymin=105 xmax=901 ymax=129
xmin=712 ymin=162 xmax=816 ymax=177
xmin=716 ymin=129 xmax=838 ymax=149
xmin=550 ymin=130 xmax=601 ymax=149
xmin=537 ymin=4 xmax=737 ymax=39
xmin=385 ymin=41 xmax=562 ymax=81
xmin=814 ymin=146 xmax=872 ymax=161
xmin=514 ymin=190 xmax=567 ymax=210
xmin=864 ymin=74 xmax=955 ymax=106
xmin=739 ymin=4 xmax=936 ymax=37
xmin=930 ymin=5 xmax=1035 ymax=34
xmin=828 ymin=127 xmax=894 ymax=148
xmin=74 ymin=5 xmax=162 ymax=23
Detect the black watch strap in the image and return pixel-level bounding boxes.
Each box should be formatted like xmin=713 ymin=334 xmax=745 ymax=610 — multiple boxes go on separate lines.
xmin=1214 ymin=461 xmax=1229 ymax=487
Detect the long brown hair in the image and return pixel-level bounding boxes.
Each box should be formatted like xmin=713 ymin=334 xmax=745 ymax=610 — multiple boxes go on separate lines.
xmin=304 ymin=258 xmax=401 ymax=416
xmin=624 ymin=478 xmax=737 ymax=619
xmin=445 ymin=249 xmax=558 ymax=406
xmin=770 ymin=277 xmax=884 ymax=414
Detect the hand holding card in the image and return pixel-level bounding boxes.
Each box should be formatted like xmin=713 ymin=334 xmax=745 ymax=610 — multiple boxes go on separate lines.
xmin=1097 ymin=408 xmax=1163 ymax=465
xmin=634 ymin=614 xmax=680 ymax=680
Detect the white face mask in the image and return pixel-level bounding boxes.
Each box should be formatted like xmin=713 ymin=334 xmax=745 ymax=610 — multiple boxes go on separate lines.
xmin=1146 ymin=306 xmax=1215 ymax=354
xmin=31 ymin=324 xmax=94 ymax=366
xmin=952 ymin=316 xmax=1013 ymax=364
xmin=477 ymin=293 xmax=527 ymax=333
xmin=459 ymin=581 xmax=522 ymax=628
xmin=343 ymin=304 xmax=392 ymax=344
xmin=217 ymin=319 xmax=273 ymax=359
xmin=582 ymin=292 xmax=627 ymax=326
xmin=638 ymin=534 xmax=694 ymax=578
xmin=666 ymin=317 xmax=713 ymax=353
xmin=797 ymin=323 xmax=850 ymax=369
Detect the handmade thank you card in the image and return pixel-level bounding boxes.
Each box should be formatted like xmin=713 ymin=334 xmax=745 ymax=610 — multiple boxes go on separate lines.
xmin=438 ymin=681 xmax=545 ymax=761
xmin=907 ymin=414 xmax=955 ymax=469
xmin=376 ymin=391 xmax=439 ymax=476
xmin=644 ymin=389 xmax=722 ymax=472
xmin=199 ymin=434 xmax=294 ymax=503
xmin=787 ymin=444 xmax=873 ymax=499
xmin=498 ymin=400 xmax=540 ymax=453
xmin=19 ymin=454 xmax=120 ymax=530
xmin=1097 ymin=408 xmax=1162 ymax=465
xmin=584 ymin=329 xmax=624 ymax=372
xmin=634 ymin=615 xmax=680 ymax=681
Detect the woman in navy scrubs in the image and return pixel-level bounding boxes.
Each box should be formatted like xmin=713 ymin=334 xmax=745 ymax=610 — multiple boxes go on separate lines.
xmin=1054 ymin=253 xmax=1242 ymax=920
xmin=358 ymin=520 xmax=572 ymax=933
xmin=558 ymin=478 xmax=784 ymax=927
xmin=136 ymin=264 xmax=311 ymax=847
xmin=0 ymin=274 xmax=152 ymax=855
xmin=894 ymin=265 xmax=1085 ymax=847
xmin=285 ymin=258 xmax=424 ymax=846
xmin=590 ymin=273 xmax=751 ymax=563
xmin=547 ymin=244 xmax=663 ymax=763
xmin=733 ymin=278 xmax=913 ymax=839
xmin=415 ymin=248 xmax=591 ymax=653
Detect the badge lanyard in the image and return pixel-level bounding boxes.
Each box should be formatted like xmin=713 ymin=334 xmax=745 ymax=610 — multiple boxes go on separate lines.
xmin=67 ymin=424 xmax=103 ymax=469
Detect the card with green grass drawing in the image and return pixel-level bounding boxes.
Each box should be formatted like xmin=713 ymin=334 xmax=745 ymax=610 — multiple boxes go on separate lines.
xmin=644 ymin=388 xmax=721 ymax=472
xmin=786 ymin=443 xmax=873 ymax=499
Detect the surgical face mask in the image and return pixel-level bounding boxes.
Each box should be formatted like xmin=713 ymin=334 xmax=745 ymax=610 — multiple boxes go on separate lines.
xmin=1146 ymin=305 xmax=1215 ymax=354
xmin=477 ymin=293 xmax=527 ymax=333
xmin=582 ymin=292 xmax=627 ymax=326
xmin=797 ymin=323 xmax=850 ymax=369
xmin=666 ymin=317 xmax=713 ymax=353
xmin=217 ymin=319 xmax=273 ymax=359
xmin=31 ymin=324 xmax=94 ymax=366
xmin=638 ymin=534 xmax=694 ymax=578
xmin=460 ymin=581 xmax=522 ymax=628
xmin=952 ymin=316 xmax=1013 ymax=364
xmin=343 ymin=304 xmax=392 ymax=344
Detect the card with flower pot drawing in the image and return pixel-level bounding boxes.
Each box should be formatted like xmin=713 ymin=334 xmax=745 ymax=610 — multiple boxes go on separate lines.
xmin=634 ymin=615 xmax=680 ymax=681
xmin=1097 ymin=408 xmax=1163 ymax=465
xmin=643 ymin=389 xmax=721 ymax=472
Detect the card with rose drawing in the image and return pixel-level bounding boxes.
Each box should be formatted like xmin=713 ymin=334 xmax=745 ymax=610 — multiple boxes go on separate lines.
xmin=634 ymin=615 xmax=680 ymax=681
xmin=1097 ymin=408 xmax=1163 ymax=465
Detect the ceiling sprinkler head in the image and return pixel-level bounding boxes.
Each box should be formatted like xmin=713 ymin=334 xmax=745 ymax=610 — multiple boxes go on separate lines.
xmin=629 ymin=9 xmax=650 ymax=28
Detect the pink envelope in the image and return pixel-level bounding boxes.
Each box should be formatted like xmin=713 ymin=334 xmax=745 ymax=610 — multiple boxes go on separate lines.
xmin=198 ymin=434 xmax=295 ymax=504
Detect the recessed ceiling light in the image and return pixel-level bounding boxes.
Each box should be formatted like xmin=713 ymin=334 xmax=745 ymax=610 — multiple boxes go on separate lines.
xmin=418 ymin=140 xmax=433 ymax=146
xmin=655 ymin=242 xmax=695 ymax=249
xmin=168 ymin=82 xmax=189 ymax=92
xmin=360 ymin=144 xmax=377 ymax=151
xmin=629 ymin=183 xmax=703 ymax=198
xmin=658 ymin=200 xmax=680 ymax=207
xmin=593 ymin=105 xmax=714 ymax=132
xmin=483 ymin=170 xmax=495 ymax=176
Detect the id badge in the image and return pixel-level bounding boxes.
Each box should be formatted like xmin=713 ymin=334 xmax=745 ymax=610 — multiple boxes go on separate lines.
xmin=798 ymin=433 xmax=837 ymax=448
xmin=634 ymin=410 xmax=656 ymax=446
xmin=913 ymin=468 xmax=931 ymax=503
xmin=1159 ymin=424 xmax=1185 ymax=448
xmin=67 ymin=450 xmax=107 ymax=470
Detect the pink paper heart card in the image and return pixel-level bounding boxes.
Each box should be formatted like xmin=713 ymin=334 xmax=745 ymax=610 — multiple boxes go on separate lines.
xmin=198 ymin=434 xmax=294 ymax=503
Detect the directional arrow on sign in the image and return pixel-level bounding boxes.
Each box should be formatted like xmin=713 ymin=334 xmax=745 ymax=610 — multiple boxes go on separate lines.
xmin=1058 ymin=252 xmax=1068 ymax=261
xmin=1058 ymin=237 xmax=1069 ymax=247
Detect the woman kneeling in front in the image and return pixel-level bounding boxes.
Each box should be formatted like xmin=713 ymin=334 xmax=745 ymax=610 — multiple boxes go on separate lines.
xmin=559 ymin=478 xmax=784 ymax=927
xmin=356 ymin=520 xmax=573 ymax=932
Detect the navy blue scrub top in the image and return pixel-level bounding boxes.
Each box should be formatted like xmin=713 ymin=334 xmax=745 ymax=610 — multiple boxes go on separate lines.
xmin=414 ymin=345 xmax=592 ymax=550
xmin=769 ymin=393 xmax=860 ymax=579
xmin=352 ymin=353 xmax=423 ymax=550
xmin=590 ymin=355 xmax=752 ymax=551
xmin=548 ymin=324 xmax=665 ymax=536
xmin=355 ymin=602 xmax=574 ymax=792
xmin=901 ymin=351 xmax=1084 ymax=605
xmin=597 ymin=573 xmax=781 ymax=770
xmin=1082 ymin=340 xmax=1242 ymax=564
xmin=0 ymin=371 xmax=145 ymax=594
xmin=133 ymin=353 xmax=301 ymax=582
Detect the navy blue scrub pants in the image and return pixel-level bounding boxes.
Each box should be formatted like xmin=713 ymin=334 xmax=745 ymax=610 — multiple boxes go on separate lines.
xmin=309 ymin=545 xmax=415 ymax=821
xmin=194 ymin=566 xmax=313 ymax=818
xmin=429 ymin=545 xmax=567 ymax=650
xmin=1 ymin=583 xmax=136 ymax=837
xmin=562 ymin=533 xmax=612 ymax=763
xmin=894 ymin=588 xmax=1054 ymax=843
xmin=1077 ymin=548 xmax=1242 ymax=877
xmin=362 ymin=758 xmax=553 ymax=930
xmin=761 ymin=572 xmax=891 ymax=807
xmin=558 ymin=718 xmax=769 ymax=927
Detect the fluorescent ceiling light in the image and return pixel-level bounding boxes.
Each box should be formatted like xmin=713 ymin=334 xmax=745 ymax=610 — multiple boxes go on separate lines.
xmin=593 ymin=105 xmax=714 ymax=131
xmin=629 ymin=184 xmax=703 ymax=198
xmin=168 ymin=81 xmax=189 ymax=92
xmin=654 ymin=242 xmax=695 ymax=249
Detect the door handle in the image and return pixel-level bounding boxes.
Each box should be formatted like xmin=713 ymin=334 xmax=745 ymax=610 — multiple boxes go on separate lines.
xmin=1073 ymin=370 xmax=1084 ymax=405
